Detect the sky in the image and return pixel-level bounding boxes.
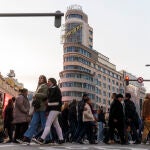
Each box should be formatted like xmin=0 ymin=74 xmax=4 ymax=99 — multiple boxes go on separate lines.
xmin=0 ymin=0 xmax=150 ymax=92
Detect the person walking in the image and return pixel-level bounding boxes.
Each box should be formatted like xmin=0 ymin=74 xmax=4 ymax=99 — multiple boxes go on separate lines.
xmin=72 ymin=93 xmax=88 ymax=143
xmin=4 ymin=99 xmax=14 ymax=143
xmin=124 ymin=93 xmax=140 ymax=144
xmin=97 ymin=107 xmax=106 ymax=142
xmin=13 ymin=88 xmax=30 ymax=143
xmin=21 ymin=75 xmax=48 ymax=144
xmin=35 ymin=78 xmax=64 ymax=144
xmin=141 ymin=93 xmax=150 ymax=144
xmin=0 ymin=93 xmax=4 ymax=143
xmin=68 ymin=99 xmax=78 ymax=141
xmin=106 ymin=94 xmax=126 ymax=145
xmin=103 ymin=93 xmax=116 ymax=144
xmin=82 ymin=97 xmax=95 ymax=144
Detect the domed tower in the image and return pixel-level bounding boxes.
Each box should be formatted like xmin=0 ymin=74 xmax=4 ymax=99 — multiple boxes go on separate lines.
xmin=59 ymin=5 xmax=124 ymax=111
xmin=59 ymin=5 xmax=96 ymax=102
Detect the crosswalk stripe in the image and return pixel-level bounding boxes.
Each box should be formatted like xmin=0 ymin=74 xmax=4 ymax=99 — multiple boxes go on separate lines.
xmin=0 ymin=144 xmax=15 ymax=147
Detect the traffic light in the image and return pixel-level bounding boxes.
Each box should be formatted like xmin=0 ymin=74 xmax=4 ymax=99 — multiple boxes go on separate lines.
xmin=54 ymin=11 xmax=62 ymax=28
xmin=125 ymin=76 xmax=129 ymax=86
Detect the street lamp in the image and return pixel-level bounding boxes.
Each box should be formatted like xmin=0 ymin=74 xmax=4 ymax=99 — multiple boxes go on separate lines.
xmin=0 ymin=11 xmax=64 ymax=28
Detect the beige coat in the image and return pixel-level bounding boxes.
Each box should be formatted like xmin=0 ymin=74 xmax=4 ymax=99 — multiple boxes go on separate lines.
xmin=83 ymin=103 xmax=95 ymax=122
xmin=13 ymin=94 xmax=30 ymax=124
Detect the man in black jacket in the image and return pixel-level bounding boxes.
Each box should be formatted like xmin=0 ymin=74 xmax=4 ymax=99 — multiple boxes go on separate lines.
xmin=124 ymin=93 xmax=140 ymax=144
xmin=108 ymin=94 xmax=126 ymax=145
xmin=72 ymin=93 xmax=88 ymax=143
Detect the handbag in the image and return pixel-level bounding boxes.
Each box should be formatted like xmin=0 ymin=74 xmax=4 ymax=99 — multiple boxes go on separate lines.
xmin=32 ymin=99 xmax=41 ymax=109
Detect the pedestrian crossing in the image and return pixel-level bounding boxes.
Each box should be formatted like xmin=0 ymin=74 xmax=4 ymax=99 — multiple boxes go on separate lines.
xmin=0 ymin=143 xmax=149 ymax=150
xmin=39 ymin=145 xmax=149 ymax=150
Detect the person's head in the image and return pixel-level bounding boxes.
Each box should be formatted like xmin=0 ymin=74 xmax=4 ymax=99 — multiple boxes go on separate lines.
xmin=48 ymin=78 xmax=57 ymax=87
xmin=82 ymin=93 xmax=89 ymax=100
xmin=145 ymin=93 xmax=150 ymax=100
xmin=11 ymin=97 xmax=16 ymax=103
xmin=111 ymin=93 xmax=117 ymax=100
xmin=7 ymin=99 xmax=13 ymax=107
xmin=21 ymin=88 xmax=28 ymax=97
xmin=63 ymin=102 xmax=69 ymax=109
xmin=116 ymin=94 xmax=124 ymax=102
xmin=84 ymin=97 xmax=92 ymax=104
xmin=72 ymin=99 xmax=77 ymax=104
xmin=97 ymin=106 xmax=103 ymax=113
xmin=125 ymin=93 xmax=131 ymax=100
xmin=38 ymin=75 xmax=47 ymax=86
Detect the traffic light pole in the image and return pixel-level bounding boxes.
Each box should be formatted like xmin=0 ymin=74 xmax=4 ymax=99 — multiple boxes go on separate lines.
xmin=0 ymin=11 xmax=64 ymax=28
xmin=0 ymin=12 xmax=64 ymax=17
xmin=126 ymin=79 xmax=150 ymax=81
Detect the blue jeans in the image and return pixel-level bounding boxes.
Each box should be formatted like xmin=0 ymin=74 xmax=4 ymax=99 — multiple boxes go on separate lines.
xmin=97 ymin=122 xmax=104 ymax=141
xmin=24 ymin=111 xmax=46 ymax=139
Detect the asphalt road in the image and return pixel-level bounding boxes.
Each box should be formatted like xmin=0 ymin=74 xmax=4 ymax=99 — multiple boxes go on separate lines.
xmin=0 ymin=142 xmax=150 ymax=150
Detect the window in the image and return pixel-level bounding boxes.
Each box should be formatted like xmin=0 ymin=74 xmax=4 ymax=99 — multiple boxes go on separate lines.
xmin=89 ymin=45 xmax=93 ymax=49
xmin=103 ymin=76 xmax=106 ymax=80
xmin=103 ymin=83 xmax=106 ymax=88
xmin=64 ymin=47 xmax=91 ymax=58
xmin=89 ymin=30 xmax=93 ymax=35
xmin=66 ymin=14 xmax=83 ymax=19
xmin=89 ymin=37 xmax=93 ymax=43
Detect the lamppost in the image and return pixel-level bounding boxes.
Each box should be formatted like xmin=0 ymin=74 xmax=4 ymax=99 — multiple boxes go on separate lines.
xmin=0 ymin=11 xmax=64 ymax=28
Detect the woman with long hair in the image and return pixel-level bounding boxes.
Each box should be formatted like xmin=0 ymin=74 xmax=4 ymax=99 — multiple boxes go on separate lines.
xmin=35 ymin=78 xmax=64 ymax=144
xmin=20 ymin=75 xmax=48 ymax=144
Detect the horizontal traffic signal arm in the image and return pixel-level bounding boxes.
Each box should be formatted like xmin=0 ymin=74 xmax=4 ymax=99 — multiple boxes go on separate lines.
xmin=124 ymin=79 xmax=150 ymax=81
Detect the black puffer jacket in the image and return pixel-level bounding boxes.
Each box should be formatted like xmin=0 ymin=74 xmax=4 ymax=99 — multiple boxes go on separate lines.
xmin=47 ymin=85 xmax=62 ymax=112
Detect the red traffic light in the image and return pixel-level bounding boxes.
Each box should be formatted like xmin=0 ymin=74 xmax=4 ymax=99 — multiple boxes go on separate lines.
xmin=125 ymin=76 xmax=129 ymax=80
xmin=125 ymin=76 xmax=129 ymax=86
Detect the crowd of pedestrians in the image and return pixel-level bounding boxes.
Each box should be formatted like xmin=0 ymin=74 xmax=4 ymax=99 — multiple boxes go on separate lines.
xmin=0 ymin=75 xmax=150 ymax=146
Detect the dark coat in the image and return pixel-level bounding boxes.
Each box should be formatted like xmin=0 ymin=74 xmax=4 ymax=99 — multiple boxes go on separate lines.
xmin=4 ymin=105 xmax=13 ymax=128
xmin=98 ymin=112 xmax=106 ymax=124
xmin=77 ymin=99 xmax=85 ymax=122
xmin=47 ymin=85 xmax=62 ymax=112
xmin=124 ymin=99 xmax=139 ymax=129
xmin=68 ymin=101 xmax=77 ymax=121
xmin=108 ymin=99 xmax=125 ymax=127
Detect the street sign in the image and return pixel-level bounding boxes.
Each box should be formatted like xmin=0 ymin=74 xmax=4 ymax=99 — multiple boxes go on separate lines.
xmin=137 ymin=77 xmax=144 ymax=83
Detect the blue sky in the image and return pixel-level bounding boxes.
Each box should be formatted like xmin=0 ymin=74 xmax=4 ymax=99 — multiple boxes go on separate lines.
xmin=0 ymin=0 xmax=150 ymax=91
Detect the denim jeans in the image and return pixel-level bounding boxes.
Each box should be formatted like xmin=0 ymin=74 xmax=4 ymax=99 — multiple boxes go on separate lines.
xmin=97 ymin=122 xmax=104 ymax=142
xmin=24 ymin=111 xmax=46 ymax=139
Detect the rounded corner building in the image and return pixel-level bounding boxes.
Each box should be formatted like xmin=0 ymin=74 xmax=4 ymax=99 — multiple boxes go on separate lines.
xmin=59 ymin=5 xmax=124 ymax=110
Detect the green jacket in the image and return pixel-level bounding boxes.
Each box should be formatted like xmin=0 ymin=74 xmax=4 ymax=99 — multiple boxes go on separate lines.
xmin=34 ymin=83 xmax=48 ymax=111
